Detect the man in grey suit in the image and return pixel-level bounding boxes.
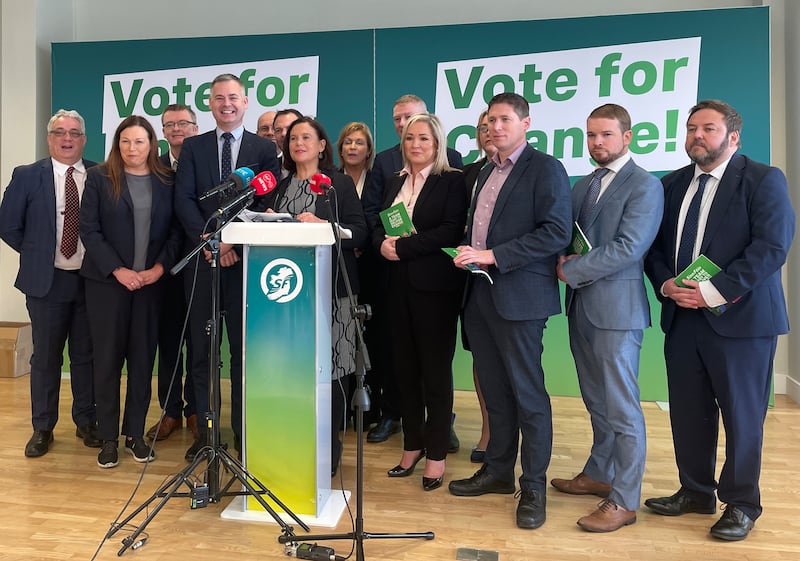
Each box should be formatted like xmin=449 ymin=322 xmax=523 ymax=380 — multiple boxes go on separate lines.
xmin=0 ymin=109 xmax=100 ymax=456
xmin=448 ymin=92 xmax=572 ymax=530
xmin=552 ymin=104 xmax=663 ymax=532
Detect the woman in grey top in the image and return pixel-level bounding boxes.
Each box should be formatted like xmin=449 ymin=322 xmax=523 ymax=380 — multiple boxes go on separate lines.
xmin=80 ymin=115 xmax=180 ymax=469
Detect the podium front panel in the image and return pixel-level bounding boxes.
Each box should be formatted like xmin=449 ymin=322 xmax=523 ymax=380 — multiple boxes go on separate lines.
xmin=241 ymin=244 xmax=332 ymax=517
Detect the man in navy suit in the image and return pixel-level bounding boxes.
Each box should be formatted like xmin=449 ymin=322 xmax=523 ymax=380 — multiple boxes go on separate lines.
xmin=174 ymin=74 xmax=280 ymax=461
xmin=145 ymin=103 xmax=199 ymax=443
xmin=361 ymin=94 xmax=464 ymax=447
xmin=553 ymin=104 xmax=663 ymax=532
xmin=644 ymin=100 xmax=795 ymax=541
xmin=0 ymin=109 xmax=100 ymax=457
xmin=448 ymin=92 xmax=572 ymax=530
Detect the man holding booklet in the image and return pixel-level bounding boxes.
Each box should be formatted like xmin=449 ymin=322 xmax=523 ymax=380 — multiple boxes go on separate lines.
xmin=554 ymin=104 xmax=663 ymax=532
xmin=644 ymin=100 xmax=795 ymax=541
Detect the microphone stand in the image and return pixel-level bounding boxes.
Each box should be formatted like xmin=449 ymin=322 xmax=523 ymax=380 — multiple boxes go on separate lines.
xmin=106 ymin=194 xmax=308 ymax=556
xmin=277 ymin=186 xmax=434 ymax=560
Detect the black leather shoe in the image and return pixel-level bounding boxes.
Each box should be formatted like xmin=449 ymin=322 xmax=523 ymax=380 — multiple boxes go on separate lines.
xmin=185 ymin=436 xmax=207 ymax=462
xmin=76 ymin=424 xmax=102 ymax=448
xmin=644 ymin=491 xmax=716 ymax=516
xmin=422 ymin=476 xmax=443 ymax=491
xmin=710 ymin=506 xmax=755 ymax=541
xmin=516 ymin=489 xmax=546 ymax=529
xmin=448 ymin=426 xmax=460 ymax=454
xmin=25 ymin=430 xmax=53 ymax=458
xmin=448 ymin=464 xmax=515 ymax=496
xmin=470 ymin=446 xmax=486 ymax=464
xmin=388 ymin=451 xmax=425 ymax=477
xmin=367 ymin=418 xmax=401 ymax=443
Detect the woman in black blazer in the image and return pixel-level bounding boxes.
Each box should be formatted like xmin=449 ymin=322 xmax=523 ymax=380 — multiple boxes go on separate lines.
xmin=459 ymin=110 xmax=496 ymax=464
xmin=80 ymin=115 xmax=180 ymax=469
xmin=373 ymin=113 xmax=467 ymax=491
xmin=259 ymin=117 xmax=368 ymax=476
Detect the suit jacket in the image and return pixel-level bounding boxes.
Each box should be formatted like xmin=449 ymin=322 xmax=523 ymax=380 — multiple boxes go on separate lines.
xmin=79 ymin=166 xmax=181 ymax=282
xmin=0 ymin=157 xmax=97 ymax=297
xmin=174 ymin=129 xmax=279 ymax=246
xmin=465 ymin=144 xmax=572 ymax=321
xmin=644 ymin=152 xmax=795 ymax=338
xmin=373 ymin=170 xmax=467 ymax=292
xmin=261 ymin=170 xmax=368 ymax=294
xmin=562 ymin=158 xmax=663 ymax=330
xmin=363 ymin=144 xmax=463 ymax=230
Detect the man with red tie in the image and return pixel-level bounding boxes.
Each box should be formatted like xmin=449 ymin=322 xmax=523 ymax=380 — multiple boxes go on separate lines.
xmin=0 ymin=109 xmax=100 ymax=457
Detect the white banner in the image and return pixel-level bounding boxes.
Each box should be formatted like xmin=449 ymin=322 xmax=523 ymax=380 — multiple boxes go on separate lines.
xmin=436 ymin=38 xmax=701 ymax=175
xmin=101 ymin=57 xmax=320 ymax=156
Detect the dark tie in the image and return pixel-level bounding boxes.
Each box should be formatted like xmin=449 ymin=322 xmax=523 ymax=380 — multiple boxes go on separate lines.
xmin=60 ymin=166 xmax=79 ymax=258
xmin=676 ymin=173 xmax=711 ymax=273
xmin=171 ymin=159 xmax=178 ymax=172
xmin=221 ymin=132 xmax=233 ymax=180
xmin=578 ymin=167 xmax=610 ymax=228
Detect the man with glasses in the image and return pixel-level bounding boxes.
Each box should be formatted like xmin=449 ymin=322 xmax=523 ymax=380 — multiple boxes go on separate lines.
xmin=256 ymin=110 xmax=277 ymax=144
xmin=0 ymin=109 xmax=100 ymax=457
xmin=144 ymin=104 xmax=200 ymax=443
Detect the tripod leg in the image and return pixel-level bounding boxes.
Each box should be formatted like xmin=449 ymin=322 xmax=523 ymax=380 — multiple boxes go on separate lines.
xmin=112 ymin=448 xmax=214 ymax=555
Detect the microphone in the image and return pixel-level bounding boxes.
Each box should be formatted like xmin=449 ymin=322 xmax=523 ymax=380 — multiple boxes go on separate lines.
xmin=211 ymin=171 xmax=277 ymax=219
xmin=199 ymin=167 xmax=255 ymax=200
xmin=309 ymin=173 xmax=332 ymax=195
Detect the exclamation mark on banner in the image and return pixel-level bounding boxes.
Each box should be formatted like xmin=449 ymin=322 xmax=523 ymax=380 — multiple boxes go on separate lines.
xmin=664 ymin=109 xmax=678 ymax=152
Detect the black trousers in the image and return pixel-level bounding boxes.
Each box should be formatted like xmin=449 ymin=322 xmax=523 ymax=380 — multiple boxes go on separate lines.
xmin=26 ymin=269 xmax=95 ymax=431
xmin=85 ymin=278 xmax=162 ymax=441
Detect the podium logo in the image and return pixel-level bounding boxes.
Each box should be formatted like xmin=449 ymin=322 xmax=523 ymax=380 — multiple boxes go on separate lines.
xmin=260 ymin=258 xmax=304 ymax=303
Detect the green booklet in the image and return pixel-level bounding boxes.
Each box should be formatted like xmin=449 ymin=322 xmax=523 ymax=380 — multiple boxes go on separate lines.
xmin=674 ymin=254 xmax=725 ymax=315
xmin=566 ymin=221 xmax=592 ymax=255
xmin=379 ymin=201 xmax=416 ymax=237
xmin=441 ymin=247 xmax=494 ymax=285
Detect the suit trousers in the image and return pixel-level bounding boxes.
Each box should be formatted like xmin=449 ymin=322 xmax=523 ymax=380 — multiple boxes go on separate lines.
xmin=568 ymin=294 xmax=646 ymax=510
xmin=664 ymin=308 xmax=776 ymax=520
xmin=464 ymin=280 xmax=552 ymax=492
xmin=184 ymin=257 xmax=244 ymax=440
xmin=156 ymin=272 xmax=195 ymax=419
xmin=85 ymin=278 xmax=161 ymax=441
xmin=386 ymin=265 xmax=460 ymax=461
xmin=25 ymin=268 xmax=95 ymax=431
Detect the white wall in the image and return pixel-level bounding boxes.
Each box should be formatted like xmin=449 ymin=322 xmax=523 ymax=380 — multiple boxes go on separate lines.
xmin=2 ymin=0 xmax=798 ymax=398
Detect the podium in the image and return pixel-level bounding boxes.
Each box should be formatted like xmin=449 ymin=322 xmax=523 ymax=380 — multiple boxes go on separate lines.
xmin=219 ymin=222 xmax=349 ymax=527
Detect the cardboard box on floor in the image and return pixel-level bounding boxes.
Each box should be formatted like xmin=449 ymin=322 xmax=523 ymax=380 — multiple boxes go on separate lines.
xmin=0 ymin=322 xmax=32 ymax=377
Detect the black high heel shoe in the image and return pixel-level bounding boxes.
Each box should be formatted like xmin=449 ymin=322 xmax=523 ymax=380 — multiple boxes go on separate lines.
xmin=387 ymin=450 xmax=425 ymax=477
xmin=422 ymin=475 xmax=443 ymax=491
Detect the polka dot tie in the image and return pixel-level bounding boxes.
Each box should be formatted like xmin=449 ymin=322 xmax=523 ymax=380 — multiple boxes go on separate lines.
xmin=221 ymin=132 xmax=233 ymax=180
xmin=60 ymin=166 xmax=79 ymax=258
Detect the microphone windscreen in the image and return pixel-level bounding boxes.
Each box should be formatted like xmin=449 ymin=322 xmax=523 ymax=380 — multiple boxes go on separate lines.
xmin=251 ymin=171 xmax=277 ymax=195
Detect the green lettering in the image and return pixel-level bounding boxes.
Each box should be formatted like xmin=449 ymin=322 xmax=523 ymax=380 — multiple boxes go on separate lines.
xmin=172 ymin=77 xmax=192 ymax=105
xmin=630 ymin=122 xmax=659 ymax=154
xmin=110 ymin=79 xmax=143 ymax=118
xmin=662 ymin=58 xmax=689 ymax=92
xmin=595 ymin=53 xmax=622 ymax=97
xmin=622 ymin=61 xmax=658 ymax=95
xmin=257 ymin=77 xmax=284 ymax=106
xmin=545 ymin=68 xmax=577 ymax=102
xmin=526 ymin=129 xmax=548 ymax=152
xmin=482 ymin=74 xmax=515 ymax=102
xmin=518 ymin=64 xmax=543 ymax=103
xmin=195 ymin=82 xmax=211 ymax=112
xmin=142 ymin=86 xmax=169 ymax=116
xmin=552 ymin=127 xmax=583 ymax=158
xmin=444 ymin=66 xmax=483 ymax=109
xmin=447 ymin=125 xmax=479 ymax=164
xmin=289 ymin=74 xmax=310 ymax=104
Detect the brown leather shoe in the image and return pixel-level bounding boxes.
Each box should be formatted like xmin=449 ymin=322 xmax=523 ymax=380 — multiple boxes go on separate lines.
xmin=577 ymin=499 xmax=636 ymax=532
xmin=186 ymin=414 xmax=200 ymax=440
xmin=551 ymin=472 xmax=611 ymax=498
xmin=145 ymin=415 xmax=182 ymax=441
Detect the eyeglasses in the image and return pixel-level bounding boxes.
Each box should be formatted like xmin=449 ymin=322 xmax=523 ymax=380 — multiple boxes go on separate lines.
xmin=49 ymin=129 xmax=85 ymax=138
xmin=478 ymin=125 xmax=489 ymax=134
xmin=163 ymin=120 xmax=196 ymax=130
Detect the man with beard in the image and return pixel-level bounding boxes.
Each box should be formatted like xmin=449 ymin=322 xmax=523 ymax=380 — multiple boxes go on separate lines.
xmin=644 ymin=100 xmax=794 ymax=541
xmin=552 ymin=104 xmax=663 ymax=532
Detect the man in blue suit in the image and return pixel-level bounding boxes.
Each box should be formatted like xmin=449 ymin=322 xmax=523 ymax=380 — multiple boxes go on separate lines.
xmin=361 ymin=93 xmax=463 ymax=448
xmin=552 ymin=104 xmax=663 ymax=532
xmin=448 ymin=92 xmax=572 ymax=530
xmin=0 ymin=109 xmax=100 ymax=457
xmin=644 ymin=100 xmax=795 ymax=541
xmin=174 ymin=74 xmax=280 ymax=461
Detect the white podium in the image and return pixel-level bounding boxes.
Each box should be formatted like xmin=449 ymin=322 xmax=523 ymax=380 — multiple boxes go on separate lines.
xmin=220 ymin=222 xmax=349 ymax=527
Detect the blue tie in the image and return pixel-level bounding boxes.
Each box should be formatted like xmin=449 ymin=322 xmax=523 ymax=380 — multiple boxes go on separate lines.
xmin=221 ymin=132 xmax=233 ymax=180
xmin=676 ymin=173 xmax=711 ymax=273
xmin=578 ymin=168 xmax=609 ymax=228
